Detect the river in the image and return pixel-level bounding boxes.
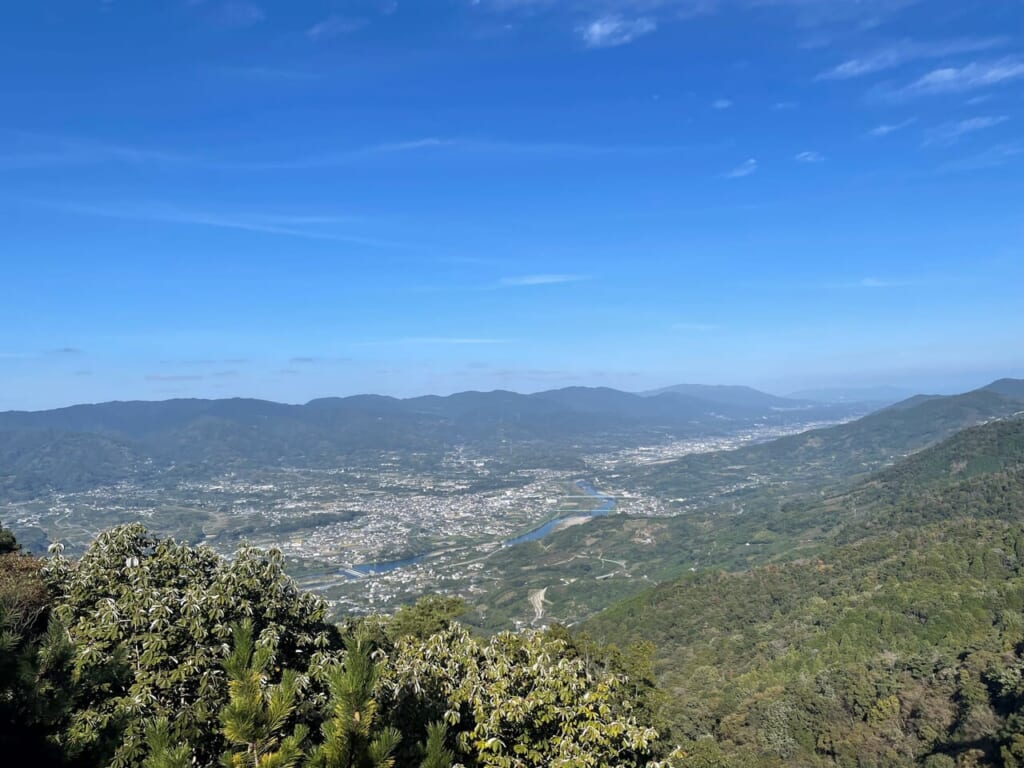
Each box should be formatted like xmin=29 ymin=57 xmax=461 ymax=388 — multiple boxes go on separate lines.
xmin=345 ymin=479 xmax=615 ymax=577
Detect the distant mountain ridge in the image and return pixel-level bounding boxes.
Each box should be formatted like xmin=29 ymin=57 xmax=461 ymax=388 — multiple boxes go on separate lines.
xmin=984 ymin=377 xmax=1024 ymax=399
xmin=642 ymin=382 xmax=929 ymax=408
xmin=644 ymin=378 xmax=1024 ymax=497
xmin=0 ymin=384 xmax=868 ymax=499
xmin=3 ymin=379 xmax=1020 ymax=502
xmin=786 ymin=385 xmax=915 ymax=404
xmin=0 ymin=385 xmax=861 ymax=439
xmin=638 ymin=383 xmax=811 ymax=410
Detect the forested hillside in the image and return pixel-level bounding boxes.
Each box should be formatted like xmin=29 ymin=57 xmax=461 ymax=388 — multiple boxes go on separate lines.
xmin=584 ymin=417 xmax=1024 ymax=766
xmin=643 ymin=383 xmax=1024 ymax=499
xmin=845 ymin=416 xmax=1024 ymax=506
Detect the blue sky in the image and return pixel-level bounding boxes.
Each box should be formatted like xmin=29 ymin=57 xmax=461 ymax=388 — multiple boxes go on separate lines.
xmin=2 ymin=0 xmax=1022 ymax=409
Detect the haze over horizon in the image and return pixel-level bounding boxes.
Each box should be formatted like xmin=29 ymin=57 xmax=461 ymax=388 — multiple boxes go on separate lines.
xmin=3 ymin=375 xmax=1021 ymax=414
xmin=3 ymin=1 xmax=1022 ymax=410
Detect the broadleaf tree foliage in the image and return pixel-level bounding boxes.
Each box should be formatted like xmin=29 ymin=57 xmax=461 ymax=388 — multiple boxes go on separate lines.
xmin=2 ymin=522 xmax=677 ymax=767
xmin=42 ymin=524 xmax=339 ymax=766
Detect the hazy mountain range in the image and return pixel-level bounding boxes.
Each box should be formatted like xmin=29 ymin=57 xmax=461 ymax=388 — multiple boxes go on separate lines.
xmin=784 ymin=385 xmax=916 ymax=404
xmin=644 ymin=378 xmax=1024 ymax=496
xmin=0 ymin=383 xmax=859 ymax=483
xmin=2 ymin=380 xmax=1021 ymax=500
xmin=638 ymin=383 xmax=818 ymax=409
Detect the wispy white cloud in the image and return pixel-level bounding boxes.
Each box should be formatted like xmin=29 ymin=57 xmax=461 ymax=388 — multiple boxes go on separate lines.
xmin=817 ymin=37 xmax=1005 ymax=80
xmin=794 ymin=150 xmax=823 ymax=163
xmin=812 ymin=276 xmax=924 ymax=289
xmin=33 ymin=201 xmax=398 ymax=247
xmin=245 ymin=136 xmax=724 ymax=171
xmin=712 ymin=98 xmax=733 ymax=109
xmin=482 ymin=0 xmax=918 ymax=30
xmin=578 ymin=15 xmax=656 ymax=48
xmin=145 ymin=374 xmax=205 ymax=382
xmin=750 ymin=0 xmax=922 ymax=27
xmin=0 ymin=133 xmax=450 ymax=172
xmin=2 ymin=134 xmax=706 ymax=173
xmin=724 ymin=158 xmax=758 ymax=178
xmin=220 ymin=1 xmax=265 ymax=27
xmin=211 ymin=65 xmax=320 ymax=82
xmin=283 ymin=355 xmax=352 ymax=365
xmin=0 ymin=348 xmax=84 ymax=359
xmin=672 ymin=322 xmax=719 ymax=331
xmin=216 ymin=138 xmax=454 ymax=171
xmin=938 ymin=142 xmax=1024 ymax=173
xmin=0 ymin=135 xmax=191 ymax=171
xmin=499 ymin=274 xmax=590 ymax=287
xmin=856 ymin=277 xmax=917 ymax=288
xmin=896 ymin=57 xmax=1024 ymax=97
xmin=924 ymin=115 xmax=1008 ymax=146
xmin=411 ymin=272 xmax=593 ymax=294
xmin=358 ymin=337 xmax=514 ymax=346
xmin=408 ymin=337 xmax=512 ymax=345
xmin=444 ymin=138 xmax=709 ymax=157
xmin=307 ymin=15 xmax=366 ymax=41
xmin=868 ymin=118 xmax=915 ymax=137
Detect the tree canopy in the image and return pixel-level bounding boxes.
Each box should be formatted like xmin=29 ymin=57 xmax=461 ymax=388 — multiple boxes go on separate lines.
xmin=1 ymin=523 xmax=678 ymax=768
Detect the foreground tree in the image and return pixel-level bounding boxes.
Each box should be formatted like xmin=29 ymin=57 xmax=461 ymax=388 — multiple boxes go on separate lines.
xmin=142 ymin=720 xmax=191 ymax=768
xmin=383 ymin=625 xmax=666 ymax=767
xmin=43 ymin=525 xmax=339 ymax=767
xmin=0 ymin=522 xmax=20 ymax=554
xmin=31 ymin=526 xmax=676 ymax=768
xmin=417 ymin=722 xmax=454 ymax=768
xmin=0 ymin=528 xmax=70 ymax=766
xmin=220 ymin=620 xmax=309 ymax=768
xmin=308 ymin=635 xmax=400 ymax=768
xmin=386 ymin=596 xmax=467 ymax=642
